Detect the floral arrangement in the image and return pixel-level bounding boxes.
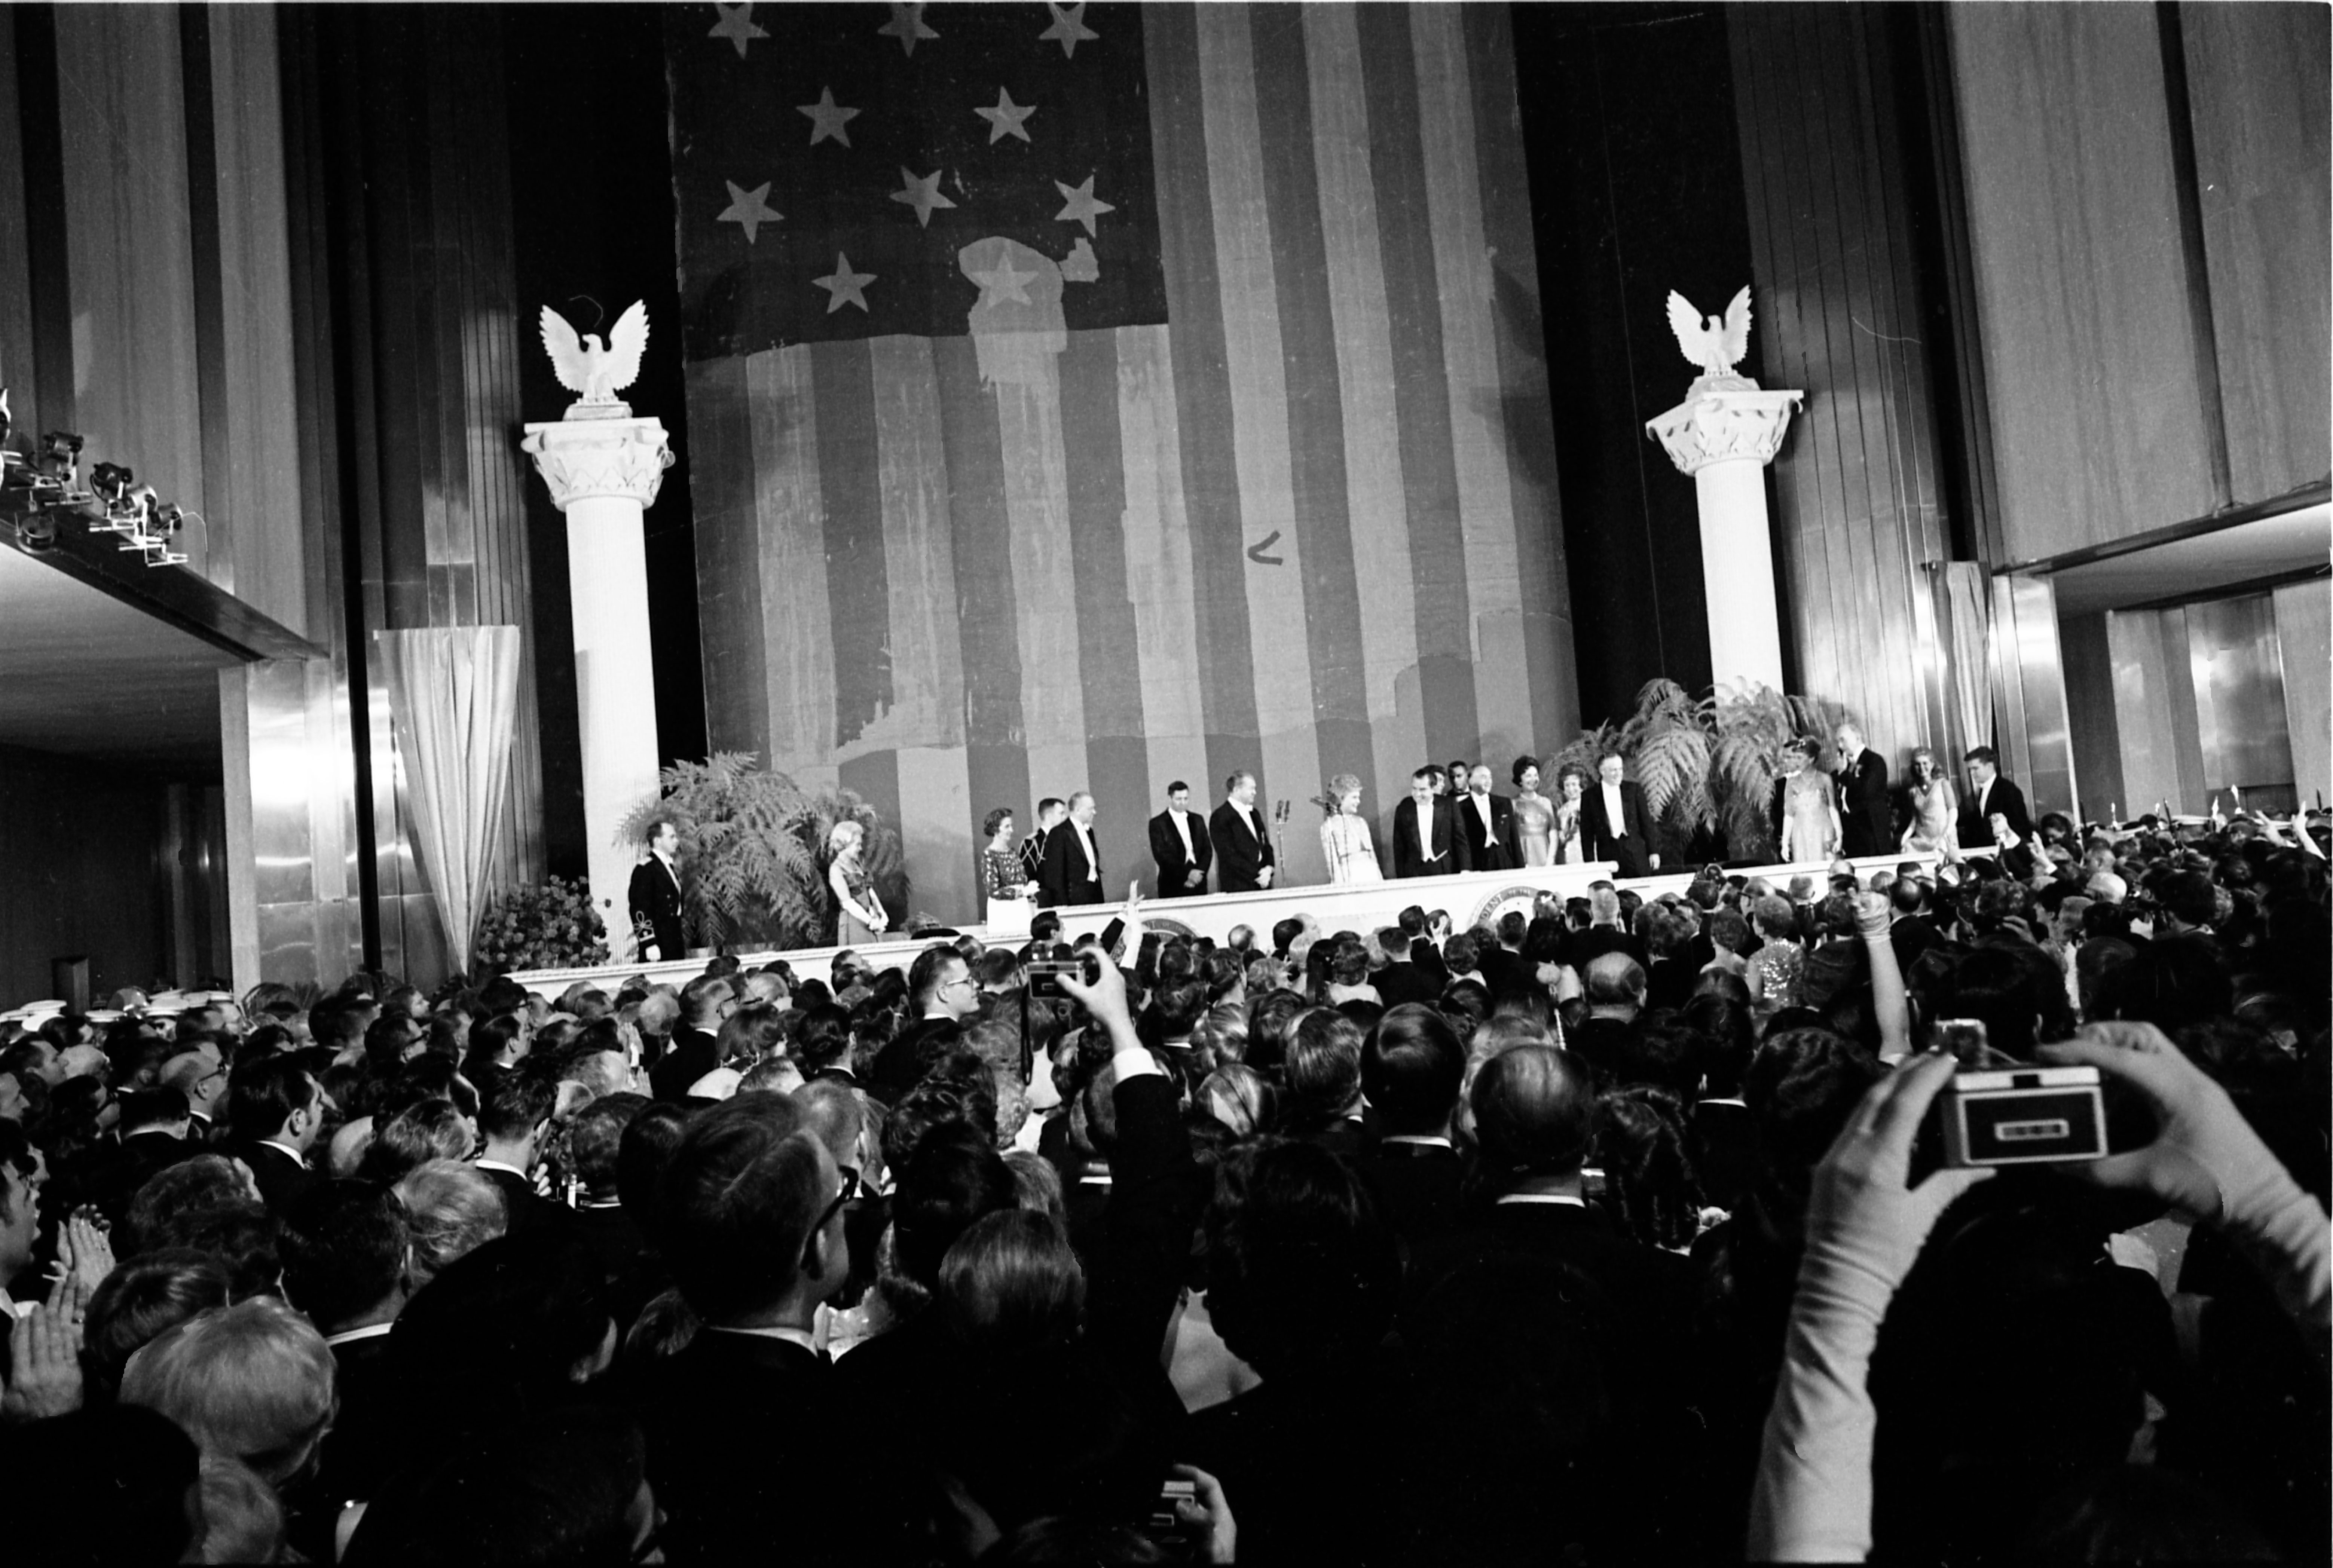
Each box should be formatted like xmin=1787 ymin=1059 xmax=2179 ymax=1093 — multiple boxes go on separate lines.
xmin=473 ymin=876 xmax=609 ymax=973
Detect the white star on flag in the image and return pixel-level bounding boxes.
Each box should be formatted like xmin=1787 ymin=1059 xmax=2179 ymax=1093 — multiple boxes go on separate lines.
xmin=814 ymin=253 xmax=875 ymax=313
xmin=716 ymin=180 xmax=781 ymax=244
xmin=890 ymin=167 xmax=957 ymax=228
xmin=798 ymin=88 xmax=860 ymax=148
xmin=974 ymin=88 xmax=1036 ymax=146
xmin=969 ymin=252 xmax=1038 ymax=306
xmin=707 ymin=3 xmax=767 ymax=59
xmin=1053 ymin=175 xmax=1114 ymax=236
xmin=1039 ymin=2 xmax=1098 ymax=59
xmin=877 ymin=2 xmax=938 ymax=58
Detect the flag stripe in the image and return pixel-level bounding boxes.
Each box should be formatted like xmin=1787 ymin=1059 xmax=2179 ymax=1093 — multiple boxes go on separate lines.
xmin=1250 ymin=4 xmax=1379 ymax=813
xmin=896 ymin=743 xmax=974 ymax=925
xmin=1195 ymin=2 xmax=1325 ymax=881
xmin=991 ymin=362 xmax=1089 ymax=806
xmin=1299 ymin=2 xmax=1430 ymax=824
xmin=932 ymin=332 xmax=1034 ymax=862
xmin=1143 ymin=3 xmax=1263 ymax=798
xmin=1060 ymin=326 xmax=1153 ymax=867
xmin=1116 ymin=321 xmax=1211 ymax=852
xmin=868 ymin=334 xmax=966 ymax=751
xmin=1413 ymin=6 xmax=1532 ymax=765
xmin=686 ymin=354 xmax=771 ymax=764
xmin=810 ymin=337 xmax=892 ymax=750
xmin=1354 ymin=4 xmax=1482 ymax=765
xmin=1462 ymin=1 xmax=1578 ymax=748
xmin=868 ymin=334 xmax=975 ymax=920
xmin=836 ymin=747 xmax=902 ymax=891
xmin=747 ymin=345 xmax=834 ymax=774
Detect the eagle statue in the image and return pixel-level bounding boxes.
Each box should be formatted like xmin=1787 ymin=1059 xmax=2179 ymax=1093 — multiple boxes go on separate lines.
xmin=1665 ymin=286 xmax=1753 ymax=382
xmin=539 ymin=301 xmax=650 ymax=416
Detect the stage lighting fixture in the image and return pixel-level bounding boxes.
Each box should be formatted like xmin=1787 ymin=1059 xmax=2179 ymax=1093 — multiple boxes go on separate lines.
xmin=39 ymin=431 xmax=82 ymax=482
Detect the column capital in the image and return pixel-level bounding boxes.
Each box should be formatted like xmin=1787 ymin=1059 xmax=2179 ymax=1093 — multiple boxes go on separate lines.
xmin=521 ymin=416 xmax=675 ymax=512
xmin=1645 ymin=379 xmax=1804 ymax=477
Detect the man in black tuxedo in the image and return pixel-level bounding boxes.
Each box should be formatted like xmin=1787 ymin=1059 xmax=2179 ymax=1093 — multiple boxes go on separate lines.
xmin=1021 ymin=797 xmax=1067 ymax=897
xmin=278 ymin=1180 xmax=413 ymax=1561
xmin=1147 ymin=780 xmax=1213 ymax=897
xmin=1400 ymin=1044 xmax=1704 ymax=1561
xmin=1831 ymin=723 xmax=1893 ymax=858
xmin=1579 ymin=751 xmax=1658 ymax=878
xmin=870 ymin=945 xmax=981 ymax=1100
xmin=1210 ymin=771 xmax=1276 ymax=892
xmin=649 ymin=974 xmax=734 ymax=1102
xmin=1957 ymin=745 xmax=2036 ymax=872
xmin=637 ymin=1094 xmax=862 ymax=1565
xmin=626 ymin=818 xmax=686 ymax=963
xmin=222 ymin=1054 xmax=327 ymax=1213
xmin=1041 ymin=790 xmax=1107 ymax=907
xmin=1369 ymin=927 xmax=1439 ymax=1008
xmin=84 ymin=1088 xmax=198 ymax=1224
xmin=474 ymin=1071 xmax=578 ymax=1242
xmin=1392 ymin=768 xmax=1459 ymax=878
xmin=1357 ymin=1005 xmax=1464 ymax=1252
xmin=1454 ymin=763 xmax=1517 ymax=872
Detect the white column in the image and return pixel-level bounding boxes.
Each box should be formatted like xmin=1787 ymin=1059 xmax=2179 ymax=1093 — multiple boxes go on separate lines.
xmin=1647 ymin=382 xmax=1802 ymax=695
xmin=520 ymin=416 xmax=674 ymax=958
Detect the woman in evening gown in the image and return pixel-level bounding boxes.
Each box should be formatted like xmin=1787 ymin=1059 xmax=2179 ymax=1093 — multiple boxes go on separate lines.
xmin=1779 ymin=737 xmax=1841 ymax=863
xmin=980 ymin=806 xmax=1037 ymax=935
xmin=1511 ymin=756 xmax=1555 ymax=867
xmin=1320 ymin=773 xmax=1384 ymax=885
xmin=1551 ymin=763 xmax=1589 ymax=864
xmin=1901 ymin=747 xmax=1959 ymax=854
xmin=828 ymin=820 xmax=887 ymax=944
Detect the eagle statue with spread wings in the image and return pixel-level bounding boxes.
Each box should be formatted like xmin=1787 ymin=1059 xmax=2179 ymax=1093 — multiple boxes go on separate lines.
xmin=1665 ymin=286 xmax=1753 ymax=382
xmin=539 ymin=301 xmax=650 ymax=416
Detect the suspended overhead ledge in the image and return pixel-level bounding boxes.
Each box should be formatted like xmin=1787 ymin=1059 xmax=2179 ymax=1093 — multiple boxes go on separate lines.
xmin=0 ymin=503 xmax=321 ymax=664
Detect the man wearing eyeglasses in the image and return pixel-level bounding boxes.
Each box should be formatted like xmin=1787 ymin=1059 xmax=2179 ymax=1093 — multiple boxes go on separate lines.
xmin=637 ymin=1096 xmax=862 ymax=1563
xmin=159 ymin=1045 xmax=229 ymax=1143
xmin=871 ymin=944 xmax=983 ymax=1103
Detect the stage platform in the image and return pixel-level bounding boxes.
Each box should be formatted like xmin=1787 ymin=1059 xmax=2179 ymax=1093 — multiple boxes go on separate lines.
xmin=509 ymin=849 xmax=1977 ymax=998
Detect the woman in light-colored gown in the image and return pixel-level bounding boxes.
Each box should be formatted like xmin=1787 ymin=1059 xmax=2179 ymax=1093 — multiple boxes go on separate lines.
xmin=1320 ymin=773 xmax=1384 ymax=885
xmin=1901 ymin=747 xmax=1959 ymax=854
xmin=1552 ymin=763 xmax=1589 ymax=864
xmin=1779 ymin=737 xmax=1841 ymax=863
xmin=1511 ymin=756 xmax=1555 ymax=867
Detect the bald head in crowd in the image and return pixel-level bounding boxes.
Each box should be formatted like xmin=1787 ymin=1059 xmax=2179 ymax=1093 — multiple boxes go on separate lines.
xmin=1583 ymin=953 xmax=1647 ymax=1019
xmin=1469 ymin=1045 xmax=1594 ymax=1187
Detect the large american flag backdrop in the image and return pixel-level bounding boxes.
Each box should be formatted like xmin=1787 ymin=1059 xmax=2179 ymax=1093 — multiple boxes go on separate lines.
xmin=670 ymin=2 xmax=1576 ymax=920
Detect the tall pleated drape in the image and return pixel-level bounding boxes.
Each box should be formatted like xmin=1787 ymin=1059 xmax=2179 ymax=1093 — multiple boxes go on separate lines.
xmin=1942 ymin=562 xmax=1994 ymax=757
xmin=375 ymin=626 xmax=523 ymax=973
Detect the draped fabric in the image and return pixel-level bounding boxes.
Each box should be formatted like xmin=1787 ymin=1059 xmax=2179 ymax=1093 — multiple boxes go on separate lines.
xmin=375 ymin=627 xmax=524 ymax=972
xmin=667 ymin=2 xmax=1575 ymax=922
xmin=1942 ymin=562 xmax=1993 ymax=757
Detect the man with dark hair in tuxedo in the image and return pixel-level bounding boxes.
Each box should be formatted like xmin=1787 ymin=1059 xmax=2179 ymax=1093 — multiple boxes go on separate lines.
xmin=639 ymin=1094 xmax=861 ymax=1565
xmin=627 ymin=818 xmax=686 ymax=963
xmin=1831 ymin=723 xmax=1893 ymax=858
xmin=1021 ymin=797 xmax=1067 ymax=893
xmin=649 ymin=974 xmax=734 ymax=1102
xmin=1958 ymin=745 xmax=2037 ymax=873
xmin=1402 ymin=1044 xmax=1701 ymax=1561
xmin=1040 ymin=791 xmax=1106 ymax=908
xmin=224 ymin=1056 xmax=327 ymax=1213
xmin=1211 ymin=771 xmax=1275 ymax=891
xmin=476 ymin=1071 xmax=574 ymax=1240
xmin=1454 ymin=763 xmax=1517 ymax=872
xmin=1358 ymin=1004 xmax=1464 ymax=1247
xmin=1148 ymin=780 xmax=1213 ymax=897
xmin=870 ymin=944 xmax=981 ymax=1100
xmin=1580 ymin=751 xmax=1659 ymax=878
xmin=278 ymin=1179 xmax=411 ymax=1558
xmin=1392 ymin=766 xmax=1459 ymax=879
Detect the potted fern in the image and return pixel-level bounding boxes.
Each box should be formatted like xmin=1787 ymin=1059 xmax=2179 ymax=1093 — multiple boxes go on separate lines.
xmin=1546 ymin=680 xmax=1847 ymax=866
xmin=615 ymin=753 xmax=910 ymax=951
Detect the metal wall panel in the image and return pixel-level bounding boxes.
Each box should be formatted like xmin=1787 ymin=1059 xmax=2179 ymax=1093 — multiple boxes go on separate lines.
xmin=2186 ymin=592 xmax=2295 ymax=797
xmin=1989 ymin=573 xmax=2079 ymax=817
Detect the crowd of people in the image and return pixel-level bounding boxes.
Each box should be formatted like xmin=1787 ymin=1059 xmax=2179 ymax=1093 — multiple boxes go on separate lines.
xmin=0 ymin=804 xmax=2326 ymax=1564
